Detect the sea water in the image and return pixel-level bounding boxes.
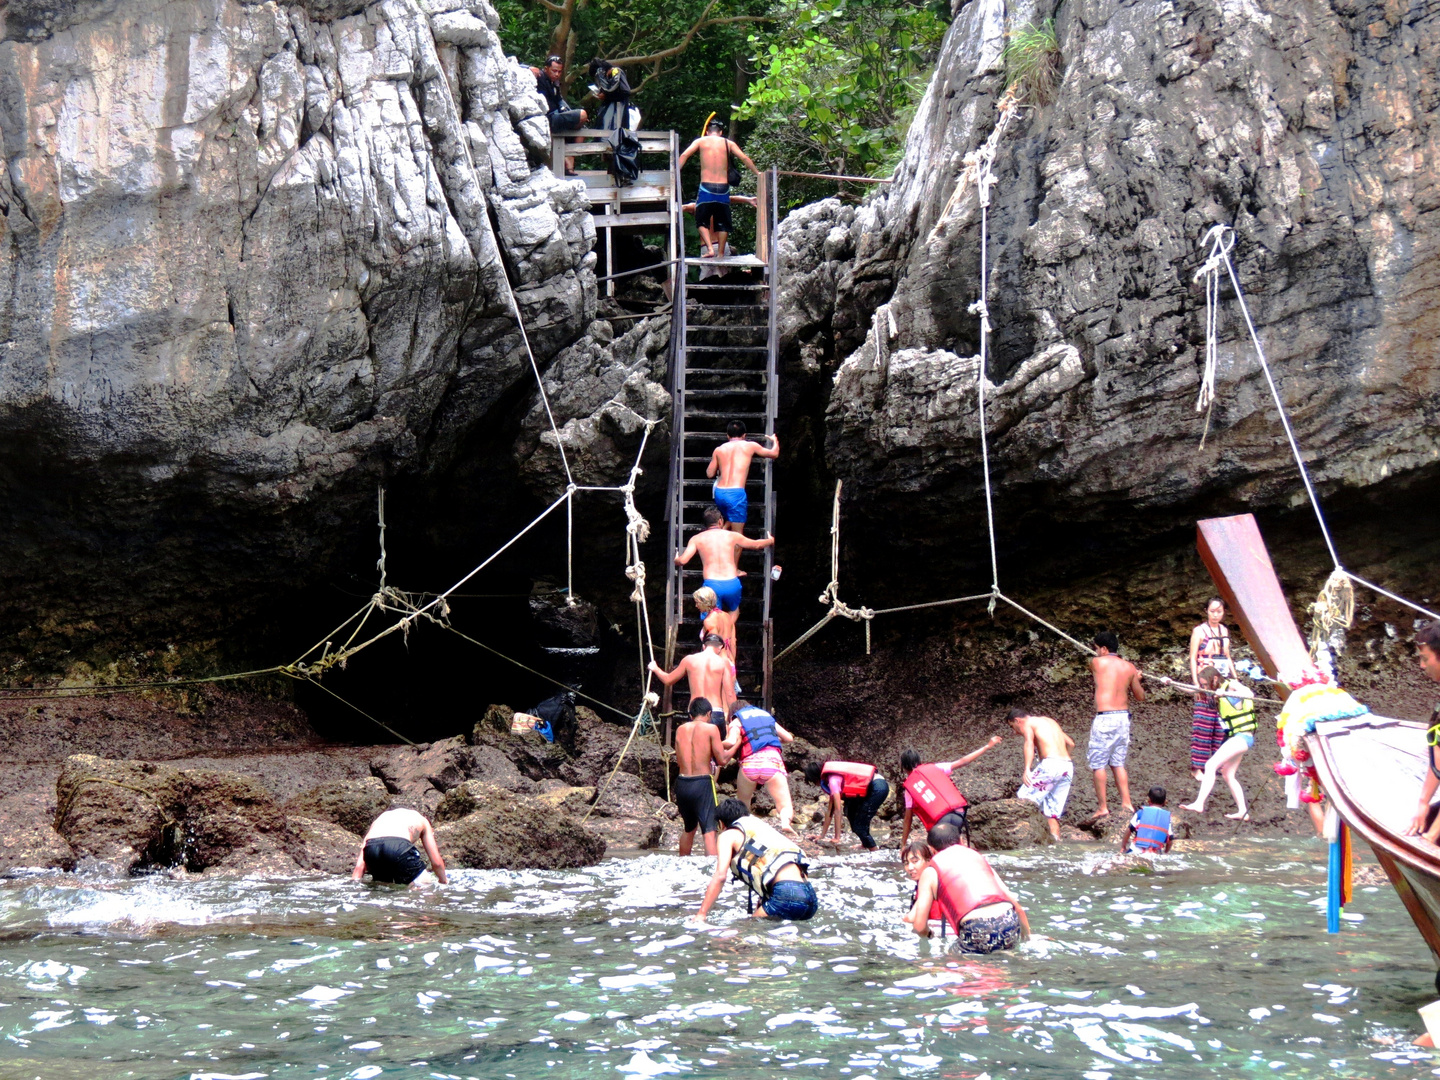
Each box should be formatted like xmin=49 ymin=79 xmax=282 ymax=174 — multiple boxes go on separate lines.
xmin=0 ymin=840 xmax=1434 ymax=1079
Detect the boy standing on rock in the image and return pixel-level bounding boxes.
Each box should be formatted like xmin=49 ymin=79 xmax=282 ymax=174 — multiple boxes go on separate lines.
xmin=1086 ymin=631 xmax=1145 ymax=825
xmin=353 ymin=807 xmax=448 ymax=885
xmin=1010 ymin=709 xmax=1075 ymax=841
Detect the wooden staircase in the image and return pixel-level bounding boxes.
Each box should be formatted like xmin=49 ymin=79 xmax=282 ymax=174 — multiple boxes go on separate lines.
xmin=663 ymin=169 xmax=781 ymax=720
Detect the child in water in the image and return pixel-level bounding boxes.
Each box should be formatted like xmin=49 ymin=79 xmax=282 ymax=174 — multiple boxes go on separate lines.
xmin=901 ymin=840 xmax=934 ymax=934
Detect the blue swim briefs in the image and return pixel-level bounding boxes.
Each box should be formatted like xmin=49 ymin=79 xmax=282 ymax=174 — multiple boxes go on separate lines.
xmin=704 ymin=577 xmax=743 ymax=612
xmin=712 ymin=484 xmax=748 ymax=524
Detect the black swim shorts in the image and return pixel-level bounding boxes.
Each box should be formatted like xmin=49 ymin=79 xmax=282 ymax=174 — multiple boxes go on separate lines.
xmin=363 ymin=837 xmax=425 ymax=884
xmin=675 ymin=774 xmax=719 ymax=834
xmin=696 ymin=199 xmax=732 ymax=234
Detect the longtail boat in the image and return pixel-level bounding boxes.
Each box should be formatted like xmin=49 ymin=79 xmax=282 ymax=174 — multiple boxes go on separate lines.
xmin=1198 ymin=513 xmax=1440 ymax=989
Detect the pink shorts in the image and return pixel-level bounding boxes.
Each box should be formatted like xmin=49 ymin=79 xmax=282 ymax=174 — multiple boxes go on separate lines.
xmin=740 ymin=746 xmax=785 ymax=784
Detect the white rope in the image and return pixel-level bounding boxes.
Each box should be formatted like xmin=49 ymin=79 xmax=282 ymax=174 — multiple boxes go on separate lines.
xmin=927 ymin=89 xmax=1019 ymax=244
xmin=1193 ymin=225 xmax=1234 ymax=448
xmin=1195 ymin=225 xmax=1439 ymax=623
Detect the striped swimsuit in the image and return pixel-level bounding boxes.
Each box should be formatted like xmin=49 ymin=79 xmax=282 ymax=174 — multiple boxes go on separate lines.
xmin=1190 ymin=625 xmax=1229 ymax=770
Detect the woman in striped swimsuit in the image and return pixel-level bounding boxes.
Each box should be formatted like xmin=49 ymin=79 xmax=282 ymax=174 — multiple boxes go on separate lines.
xmin=1188 ymin=598 xmax=1232 ymax=780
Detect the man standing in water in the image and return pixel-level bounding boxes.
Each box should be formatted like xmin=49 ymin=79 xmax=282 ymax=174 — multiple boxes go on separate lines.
xmin=674 ymin=505 xmax=774 ymax=613
xmin=1086 ymin=630 xmax=1145 ymax=824
xmin=673 ymin=696 xmax=735 ymax=856
xmin=707 ymin=420 xmax=779 ymax=534
xmin=676 ymin=116 xmax=761 ymax=258
xmin=1010 ymin=708 xmax=1075 ymax=841
xmin=649 ymin=634 xmax=736 ymax=723
xmin=688 ymin=797 xmax=816 ymax=926
xmin=1403 ymin=622 xmax=1440 ymax=838
xmin=353 ymin=807 xmax=448 ymax=885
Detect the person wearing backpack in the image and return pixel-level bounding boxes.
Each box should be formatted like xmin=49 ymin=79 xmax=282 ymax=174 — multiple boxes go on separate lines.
xmin=677 ymin=116 xmax=761 ymax=259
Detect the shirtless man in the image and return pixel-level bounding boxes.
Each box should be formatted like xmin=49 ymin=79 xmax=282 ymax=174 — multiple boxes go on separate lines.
xmin=674 ymin=505 xmax=774 ymax=613
xmin=1009 ymin=708 xmax=1076 ymax=841
xmin=648 ymin=633 xmax=736 ymax=722
xmin=673 ymin=697 xmax=736 ymax=856
xmin=708 ymin=420 xmax=779 ymax=533
xmin=676 ymin=116 xmax=761 ymax=258
xmin=1087 ymin=631 xmax=1145 ymax=823
xmin=352 ymin=807 xmax=448 ymax=885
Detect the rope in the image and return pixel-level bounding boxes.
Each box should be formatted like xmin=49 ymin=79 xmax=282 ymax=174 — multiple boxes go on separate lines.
xmin=1193 ymin=227 xmax=1233 ymax=448
xmin=56 ymin=776 xmax=177 ymax=830
xmin=285 ymin=672 xmax=415 ymax=745
xmin=778 ymin=170 xmax=894 ymax=184
xmin=594 ymin=259 xmax=680 ymax=283
xmin=927 ymin=89 xmax=1019 ymax=244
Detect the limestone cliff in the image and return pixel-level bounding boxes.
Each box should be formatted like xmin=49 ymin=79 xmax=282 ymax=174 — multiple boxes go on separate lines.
xmin=776 ymin=0 xmax=1439 ymax=604
xmin=0 ymin=0 xmax=596 ymax=652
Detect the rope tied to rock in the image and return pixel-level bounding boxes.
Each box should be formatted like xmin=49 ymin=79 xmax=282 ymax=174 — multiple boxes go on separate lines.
xmin=1309 ymin=567 xmax=1356 ymax=662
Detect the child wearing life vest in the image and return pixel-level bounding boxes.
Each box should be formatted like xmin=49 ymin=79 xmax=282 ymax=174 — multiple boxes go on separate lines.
xmin=1181 ymin=666 xmax=1257 ymax=821
xmin=1122 ymin=786 xmax=1173 ymax=854
xmin=908 ymin=824 xmax=1029 ymax=952
xmin=897 ymin=738 xmax=1002 ymax=849
xmin=804 ymin=759 xmax=891 ymax=849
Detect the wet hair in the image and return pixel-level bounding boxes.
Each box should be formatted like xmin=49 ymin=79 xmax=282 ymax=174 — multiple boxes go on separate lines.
xmin=689 ymin=697 xmax=713 ymax=719
xmin=1206 ymin=597 xmax=1225 ymax=611
xmin=1006 ymin=707 xmax=1030 ymax=723
xmin=726 ymin=419 xmax=747 ymax=438
xmin=804 ymin=761 xmax=823 ymax=785
xmin=1148 ymin=786 xmax=1167 ymax=805
xmin=1094 ymin=630 xmax=1119 ymax=652
xmin=727 ymin=699 xmax=751 ymax=719
xmin=926 ymin=822 xmax=961 ymax=851
xmin=717 ymin=797 xmax=748 ymax=826
xmin=702 ymin=505 xmax=725 ymax=527
xmin=693 ymin=585 xmax=718 ymax=610
xmin=902 ymin=840 xmax=933 ymax=864
xmin=704 ymin=633 xmax=726 ymax=650
xmin=1419 ymin=622 xmax=1440 ymax=652
xmin=1198 ymin=665 xmax=1221 ymax=687
xmin=900 ymin=749 xmax=921 ymax=774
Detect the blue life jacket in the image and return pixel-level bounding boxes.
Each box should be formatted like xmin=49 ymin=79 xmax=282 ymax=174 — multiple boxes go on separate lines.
xmin=1132 ymin=806 xmax=1171 ymax=853
xmin=735 ymin=706 xmax=782 ymax=755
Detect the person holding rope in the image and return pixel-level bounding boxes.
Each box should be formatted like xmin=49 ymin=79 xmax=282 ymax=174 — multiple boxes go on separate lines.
xmin=673 ymin=696 xmax=735 ymax=856
xmin=674 ymin=505 xmax=774 ymax=613
xmin=708 ymin=420 xmax=779 ymax=535
xmin=1181 ymin=666 xmax=1256 ymax=820
xmin=1188 ymin=598 xmax=1233 ymax=780
xmin=1085 ymin=631 xmax=1144 ymax=826
xmin=693 ymin=585 xmax=739 ymax=681
xmin=649 ymin=634 xmax=735 ymax=725
xmin=677 ymin=115 xmax=761 ymax=259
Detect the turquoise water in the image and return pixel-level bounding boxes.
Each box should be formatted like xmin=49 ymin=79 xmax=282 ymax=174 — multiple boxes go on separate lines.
xmin=0 ymin=841 xmax=1434 ymax=1079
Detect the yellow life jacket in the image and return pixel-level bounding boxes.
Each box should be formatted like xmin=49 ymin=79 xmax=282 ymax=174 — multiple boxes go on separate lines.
xmin=728 ymin=815 xmax=805 ymax=901
xmin=1217 ymin=679 xmax=1257 ymax=736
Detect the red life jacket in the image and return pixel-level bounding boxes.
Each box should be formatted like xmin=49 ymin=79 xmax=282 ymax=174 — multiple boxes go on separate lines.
xmin=820 ymin=761 xmax=876 ymax=799
xmin=930 ymin=845 xmax=1008 ymax=926
xmin=902 ymin=763 xmax=967 ymax=829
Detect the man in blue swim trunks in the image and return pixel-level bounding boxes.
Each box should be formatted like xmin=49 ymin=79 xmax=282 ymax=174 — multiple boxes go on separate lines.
xmin=674 ymin=506 xmax=774 ymax=612
xmin=677 ymin=116 xmax=761 ymax=258
xmin=708 ymin=419 xmax=779 ymax=533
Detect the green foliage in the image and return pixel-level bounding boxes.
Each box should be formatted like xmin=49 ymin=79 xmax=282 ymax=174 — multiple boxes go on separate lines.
xmin=1001 ymin=18 xmax=1062 ymax=105
xmin=734 ymin=0 xmax=948 ymax=184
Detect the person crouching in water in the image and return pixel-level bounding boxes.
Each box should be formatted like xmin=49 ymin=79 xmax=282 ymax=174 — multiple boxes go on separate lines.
xmin=1181 ymin=666 xmax=1257 ymax=820
xmin=804 ymin=758 xmax=890 ymax=849
xmin=907 ymin=822 xmax=1029 ymax=952
xmin=353 ymin=808 xmax=448 ymax=885
xmin=1122 ymin=786 xmax=1173 ymax=854
xmin=687 ymin=797 xmax=817 ymax=927
xmin=901 ymin=839 xmax=935 ymax=930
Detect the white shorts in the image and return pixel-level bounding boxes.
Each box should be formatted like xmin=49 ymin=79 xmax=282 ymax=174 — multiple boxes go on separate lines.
xmin=1087 ymin=711 xmax=1131 ymax=770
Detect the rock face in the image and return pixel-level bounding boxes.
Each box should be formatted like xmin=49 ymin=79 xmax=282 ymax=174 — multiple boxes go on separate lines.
xmin=433 ymin=779 xmax=605 ymax=868
xmin=777 ymin=0 xmax=1440 ymax=588
xmin=0 ymin=0 xmax=595 ymax=645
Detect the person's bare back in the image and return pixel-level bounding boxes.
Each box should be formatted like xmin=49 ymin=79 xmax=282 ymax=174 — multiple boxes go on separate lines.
xmin=362 ymin=807 xmax=429 ymax=844
xmin=682 ymin=133 xmax=757 ymax=185
xmin=649 ymin=641 xmax=735 ymax=715
xmin=1092 ymin=652 xmax=1144 ymax=712
xmin=710 ymin=434 xmax=779 ymax=489
xmin=675 ymin=717 xmax=729 ymax=775
xmin=1020 ymin=715 xmax=1071 ymax=760
xmin=676 ymin=521 xmax=772 ymax=580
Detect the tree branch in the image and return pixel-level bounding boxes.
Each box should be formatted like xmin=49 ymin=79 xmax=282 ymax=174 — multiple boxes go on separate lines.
xmin=606 ymin=8 xmax=773 ymax=71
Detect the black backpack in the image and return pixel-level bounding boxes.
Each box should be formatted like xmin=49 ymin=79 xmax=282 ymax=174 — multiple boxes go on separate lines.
xmin=532 ymin=690 xmax=577 ymax=751
xmin=609 ymin=126 xmax=641 ymax=185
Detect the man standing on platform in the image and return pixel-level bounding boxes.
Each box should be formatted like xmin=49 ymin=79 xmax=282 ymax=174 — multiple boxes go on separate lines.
xmin=1086 ymin=631 xmax=1145 ymax=825
xmin=677 ymin=116 xmax=761 ymax=259
xmin=708 ymin=420 xmax=779 ymax=534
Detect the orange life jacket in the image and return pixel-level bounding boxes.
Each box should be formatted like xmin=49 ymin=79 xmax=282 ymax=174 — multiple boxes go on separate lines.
xmin=931 ymin=845 xmax=1008 ymax=926
xmin=902 ymin=763 xmax=968 ymax=829
xmin=820 ymin=761 xmax=876 ymax=799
